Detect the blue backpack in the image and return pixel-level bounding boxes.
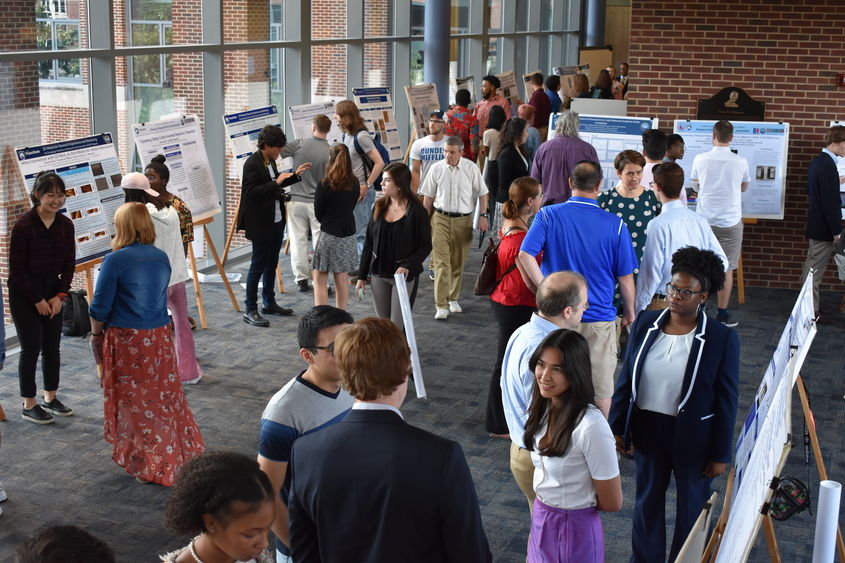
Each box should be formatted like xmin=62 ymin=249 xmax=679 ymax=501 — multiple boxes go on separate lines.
xmin=351 ymin=129 xmax=391 ymax=191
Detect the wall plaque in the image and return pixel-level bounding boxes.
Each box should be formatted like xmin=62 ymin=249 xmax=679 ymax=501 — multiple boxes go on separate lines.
xmin=696 ymin=87 xmax=765 ymax=121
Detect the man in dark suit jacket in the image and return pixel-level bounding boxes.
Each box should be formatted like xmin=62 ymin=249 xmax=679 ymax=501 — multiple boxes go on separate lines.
xmin=800 ymin=125 xmax=845 ymax=320
xmin=288 ymin=317 xmax=492 ymax=563
xmin=237 ymin=125 xmax=311 ymax=326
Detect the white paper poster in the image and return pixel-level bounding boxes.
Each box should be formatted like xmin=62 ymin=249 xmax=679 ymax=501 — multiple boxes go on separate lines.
xmin=404 ymin=83 xmax=441 ymax=141
xmin=548 ymin=114 xmax=658 ymax=192
xmin=222 ymin=106 xmax=283 ymax=182
xmin=15 ymin=133 xmax=125 ymax=263
xmin=673 ymin=120 xmax=789 ymax=220
xmin=394 ymin=272 xmax=426 ymax=399
xmin=495 ymin=70 xmax=520 ymax=108
xmin=288 ymin=101 xmax=344 ymax=146
xmin=352 ymin=87 xmax=402 ymax=162
xmin=454 ymin=75 xmax=476 ymax=109
xmin=133 ymin=115 xmax=221 ymax=221
xmin=522 ymin=70 xmax=542 ymax=102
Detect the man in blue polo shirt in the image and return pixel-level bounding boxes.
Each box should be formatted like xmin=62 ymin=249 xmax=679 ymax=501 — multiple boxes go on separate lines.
xmin=517 ymin=161 xmax=637 ymax=417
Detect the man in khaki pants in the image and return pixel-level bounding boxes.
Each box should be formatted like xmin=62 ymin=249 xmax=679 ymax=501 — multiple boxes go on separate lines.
xmin=420 ymin=136 xmax=489 ymax=320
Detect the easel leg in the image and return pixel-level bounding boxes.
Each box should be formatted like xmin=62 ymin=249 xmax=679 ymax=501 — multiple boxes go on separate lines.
xmin=276 ymin=264 xmax=285 ymax=293
xmin=796 ymin=375 xmax=845 ymax=561
xmin=203 ymin=225 xmax=240 ymax=313
xmin=84 ymin=268 xmax=95 ymax=299
xmin=737 ymin=252 xmax=745 ymax=305
xmin=0 ymin=402 xmax=6 ymax=421
xmin=221 ymin=196 xmax=241 ymax=267
xmin=703 ymin=468 xmax=734 ymax=562
xmin=187 ymin=243 xmax=208 ymax=330
xmin=762 ymin=515 xmax=781 ymax=563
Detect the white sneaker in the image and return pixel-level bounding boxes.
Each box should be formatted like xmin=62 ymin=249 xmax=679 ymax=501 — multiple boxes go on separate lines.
xmin=0 ymin=481 xmax=7 ymax=503
xmin=434 ymin=308 xmax=449 ymax=320
xmin=448 ymin=301 xmax=462 ymax=313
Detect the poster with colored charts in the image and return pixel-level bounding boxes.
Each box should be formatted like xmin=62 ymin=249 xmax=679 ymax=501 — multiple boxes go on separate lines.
xmin=15 ymin=133 xmax=125 ymax=264
xmin=548 ymin=113 xmax=657 ymax=192
xmin=673 ymin=120 xmax=789 ymax=220
xmin=223 ymin=106 xmax=284 ymax=182
xmin=288 ymin=102 xmax=344 ymax=147
xmin=352 ymin=87 xmax=402 ymax=162
xmin=404 ymin=83 xmax=441 ymax=142
xmin=133 ymin=115 xmax=222 ymax=222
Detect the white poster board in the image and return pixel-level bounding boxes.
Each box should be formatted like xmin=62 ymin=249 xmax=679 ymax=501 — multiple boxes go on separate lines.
xmin=15 ymin=133 xmax=125 ymax=263
xmin=352 ymin=87 xmax=402 ymax=162
xmin=133 ymin=115 xmax=221 ymax=221
xmin=549 ymin=113 xmax=658 ymax=192
xmin=222 ymin=106 xmax=283 ymax=182
xmin=288 ymin=101 xmax=343 ymax=146
xmin=404 ymin=83 xmax=441 ymax=141
xmin=455 ymin=75 xmax=476 ymax=109
xmin=829 ymin=121 xmax=845 ymax=218
xmin=495 ymin=70 xmax=520 ymax=109
xmin=522 ymin=70 xmax=542 ymax=102
xmin=673 ymin=120 xmax=789 ymax=220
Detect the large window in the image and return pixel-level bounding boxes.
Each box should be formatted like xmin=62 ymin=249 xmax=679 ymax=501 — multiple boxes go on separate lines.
xmin=127 ymin=0 xmax=174 ymax=123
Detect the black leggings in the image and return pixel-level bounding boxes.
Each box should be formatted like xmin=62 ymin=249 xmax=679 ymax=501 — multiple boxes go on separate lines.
xmin=9 ymin=285 xmax=63 ymax=398
xmin=485 ymin=300 xmax=534 ymax=434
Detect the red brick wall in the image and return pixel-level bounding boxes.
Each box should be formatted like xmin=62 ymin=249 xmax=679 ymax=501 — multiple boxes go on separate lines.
xmin=628 ymin=0 xmax=845 ymax=290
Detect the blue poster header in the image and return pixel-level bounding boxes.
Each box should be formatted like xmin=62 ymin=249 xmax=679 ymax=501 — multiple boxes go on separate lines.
xmin=223 ymin=106 xmax=278 ymax=125
xmin=16 ymin=133 xmax=114 ymax=161
xmin=579 ymin=115 xmax=653 ymax=136
xmin=674 ymin=120 xmax=787 ymax=137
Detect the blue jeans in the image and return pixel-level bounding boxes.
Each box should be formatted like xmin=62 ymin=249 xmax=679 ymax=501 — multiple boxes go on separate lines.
xmin=353 ymin=187 xmax=376 ymax=256
xmin=244 ymin=221 xmax=284 ymax=311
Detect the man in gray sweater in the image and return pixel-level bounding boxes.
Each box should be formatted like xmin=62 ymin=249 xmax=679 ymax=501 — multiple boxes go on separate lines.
xmin=281 ymin=114 xmax=332 ymax=292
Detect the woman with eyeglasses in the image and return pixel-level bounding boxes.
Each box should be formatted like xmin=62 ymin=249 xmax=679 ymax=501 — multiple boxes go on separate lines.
xmin=609 ymin=246 xmax=739 ymax=563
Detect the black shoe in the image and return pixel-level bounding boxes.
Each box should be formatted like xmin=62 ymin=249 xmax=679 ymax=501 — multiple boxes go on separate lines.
xmin=261 ymin=302 xmax=294 ymax=316
xmin=717 ymin=312 xmax=738 ymax=328
xmin=40 ymin=398 xmax=73 ymax=417
xmin=297 ymin=280 xmax=311 ymax=292
xmin=22 ymin=404 xmax=54 ymax=425
xmin=243 ymin=310 xmax=270 ymax=327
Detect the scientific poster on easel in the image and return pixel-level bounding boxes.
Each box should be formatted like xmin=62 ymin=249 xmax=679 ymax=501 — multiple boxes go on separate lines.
xmin=404 ymin=83 xmax=441 ymax=141
xmin=133 ymin=115 xmax=221 ymax=221
xmin=495 ymin=71 xmax=520 ymax=108
xmin=673 ymin=120 xmax=789 ymax=220
xmin=829 ymin=120 xmax=845 ymax=218
xmin=15 ymin=133 xmax=124 ymax=263
xmin=522 ymin=70 xmax=541 ymax=101
xmin=455 ymin=75 xmax=476 ymax=108
xmin=223 ymin=106 xmax=292 ymax=182
xmin=548 ymin=114 xmax=657 ymax=192
xmin=352 ymin=87 xmax=402 ymax=162
xmin=288 ymin=101 xmax=343 ymax=145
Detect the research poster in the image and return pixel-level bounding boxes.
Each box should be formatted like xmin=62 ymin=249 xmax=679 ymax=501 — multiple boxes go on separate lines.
xmin=549 ymin=113 xmax=657 ymax=192
xmin=352 ymin=87 xmax=402 ymax=162
xmin=454 ymin=75 xmax=476 ymax=109
xmin=223 ymin=106 xmax=291 ymax=182
xmin=133 ymin=115 xmax=221 ymax=221
xmin=404 ymin=83 xmax=441 ymax=141
xmin=829 ymin=120 xmax=845 ymax=218
xmin=522 ymin=70 xmax=541 ymax=102
xmin=673 ymin=120 xmax=789 ymax=220
xmin=495 ymin=70 xmax=520 ymax=108
xmin=15 ymin=133 xmax=125 ymax=263
xmin=288 ymin=101 xmax=343 ymax=146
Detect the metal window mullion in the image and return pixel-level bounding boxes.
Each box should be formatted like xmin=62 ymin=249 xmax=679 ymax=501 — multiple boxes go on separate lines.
xmin=87 ymin=0 xmax=117 ymax=139
xmin=346 ymin=0 xmax=364 ymax=97
xmin=394 ymin=0 xmax=411 ymax=149
xmin=499 ymin=0 xmax=517 ymax=74
xmin=201 ymin=0 xmax=226 ymax=246
xmin=283 ymin=0 xmax=311 ymax=125
xmin=525 ymin=0 xmax=540 ymax=71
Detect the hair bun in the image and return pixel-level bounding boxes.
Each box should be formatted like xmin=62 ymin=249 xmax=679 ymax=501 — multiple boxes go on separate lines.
xmin=151 ymin=154 xmax=166 ymax=164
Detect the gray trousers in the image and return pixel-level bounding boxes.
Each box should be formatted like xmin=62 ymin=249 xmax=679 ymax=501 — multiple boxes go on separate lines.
xmin=370 ymin=275 xmax=419 ymax=328
xmin=801 ymin=238 xmax=835 ymax=313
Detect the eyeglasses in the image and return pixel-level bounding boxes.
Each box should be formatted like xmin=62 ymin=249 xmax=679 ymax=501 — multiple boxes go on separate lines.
xmin=569 ymin=301 xmax=590 ymax=311
xmin=665 ymin=283 xmax=704 ymax=300
xmin=311 ymin=342 xmax=335 ymax=356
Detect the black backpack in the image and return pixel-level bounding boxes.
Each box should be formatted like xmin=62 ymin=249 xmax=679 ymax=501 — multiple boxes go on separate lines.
xmin=62 ymin=290 xmax=92 ymax=337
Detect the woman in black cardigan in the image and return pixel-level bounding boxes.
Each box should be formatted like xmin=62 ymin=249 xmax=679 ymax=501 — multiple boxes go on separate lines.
xmin=356 ymin=163 xmax=432 ymax=327
xmin=496 ymin=118 xmax=530 ymax=208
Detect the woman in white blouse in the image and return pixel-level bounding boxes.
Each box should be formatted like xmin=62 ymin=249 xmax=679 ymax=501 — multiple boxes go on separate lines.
xmin=523 ymin=329 xmax=622 ymax=562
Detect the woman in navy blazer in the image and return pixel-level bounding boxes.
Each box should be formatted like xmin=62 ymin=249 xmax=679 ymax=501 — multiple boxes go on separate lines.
xmin=609 ymin=247 xmax=739 ymax=563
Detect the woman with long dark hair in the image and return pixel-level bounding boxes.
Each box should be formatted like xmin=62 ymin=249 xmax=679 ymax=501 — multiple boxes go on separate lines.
xmin=610 ymin=247 xmax=739 ymax=562
xmin=496 ymin=118 xmax=530 ymax=208
xmin=481 ymin=105 xmax=507 ymax=205
xmin=485 ymin=177 xmax=543 ymax=437
xmin=10 ymin=171 xmax=76 ymax=424
xmin=313 ymin=143 xmax=361 ymax=309
xmin=89 ymin=202 xmax=204 ymax=485
xmin=589 ymin=70 xmax=613 ymax=99
xmin=356 ymin=162 xmax=431 ymax=326
xmin=524 ymin=329 xmax=622 ymax=562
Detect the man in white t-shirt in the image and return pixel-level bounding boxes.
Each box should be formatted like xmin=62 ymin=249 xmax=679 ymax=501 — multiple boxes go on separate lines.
xmin=410 ymin=111 xmax=447 ymax=193
xmin=690 ymin=120 xmax=750 ymax=327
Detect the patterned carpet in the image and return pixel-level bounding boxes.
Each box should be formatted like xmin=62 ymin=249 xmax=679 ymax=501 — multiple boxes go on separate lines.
xmin=0 ymin=244 xmax=842 ymax=561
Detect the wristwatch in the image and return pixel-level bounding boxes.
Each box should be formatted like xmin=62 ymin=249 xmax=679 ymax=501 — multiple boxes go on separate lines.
xmin=480 ymin=213 xmax=490 ymax=218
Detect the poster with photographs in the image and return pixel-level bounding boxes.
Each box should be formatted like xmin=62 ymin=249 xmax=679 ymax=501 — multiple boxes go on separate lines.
xmin=404 ymin=83 xmax=441 ymax=141
xmin=455 ymin=76 xmax=476 ymax=109
xmin=352 ymin=87 xmax=403 ymax=162
xmin=495 ymin=71 xmax=520 ymax=108
xmin=830 ymin=120 xmax=845 ymax=218
xmin=223 ymin=106 xmax=287 ymax=182
xmin=133 ymin=115 xmax=222 ymax=222
xmin=522 ymin=70 xmax=542 ymax=102
xmin=673 ymin=120 xmax=789 ymax=220
xmin=15 ymin=133 xmax=125 ymax=263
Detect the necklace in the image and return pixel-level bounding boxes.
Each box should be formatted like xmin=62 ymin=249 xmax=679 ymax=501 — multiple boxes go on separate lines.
xmin=188 ymin=536 xmax=204 ymax=563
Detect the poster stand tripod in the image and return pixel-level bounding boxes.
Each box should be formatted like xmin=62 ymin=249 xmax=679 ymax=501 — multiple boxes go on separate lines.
xmin=186 ymin=216 xmax=240 ymax=328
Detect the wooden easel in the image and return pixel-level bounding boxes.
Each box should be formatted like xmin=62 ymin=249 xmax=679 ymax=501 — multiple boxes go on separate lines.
xmin=186 ymin=215 xmax=241 ymax=329
xmin=702 ymin=468 xmax=734 ymax=562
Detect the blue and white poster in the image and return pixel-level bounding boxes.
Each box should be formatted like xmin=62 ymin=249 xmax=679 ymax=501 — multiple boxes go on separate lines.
xmin=15 ymin=133 xmax=124 ymax=263
xmin=354 ymin=87 xmax=402 ymax=161
xmin=673 ymin=120 xmax=789 ymax=220
xmin=223 ymin=106 xmax=284 ymax=181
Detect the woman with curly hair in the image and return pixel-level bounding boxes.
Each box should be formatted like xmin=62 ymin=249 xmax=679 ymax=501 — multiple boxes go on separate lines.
xmin=610 ymin=246 xmax=739 ymax=562
xmin=161 ymin=451 xmax=275 ymax=563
